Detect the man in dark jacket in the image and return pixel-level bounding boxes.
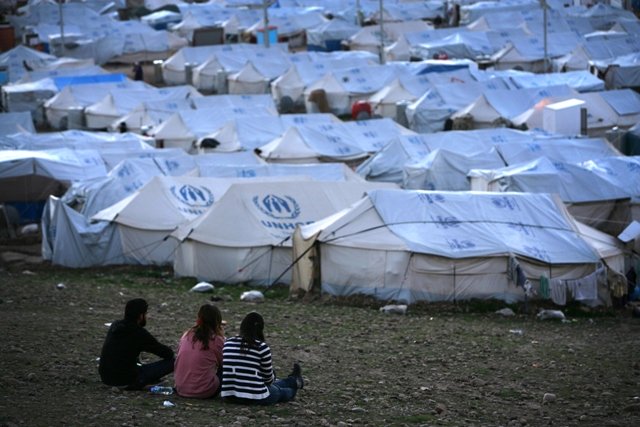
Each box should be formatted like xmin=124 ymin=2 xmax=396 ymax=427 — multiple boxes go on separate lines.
xmin=99 ymin=298 xmax=174 ymax=389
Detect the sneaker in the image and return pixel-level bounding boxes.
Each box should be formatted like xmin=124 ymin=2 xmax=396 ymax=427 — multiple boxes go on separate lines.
xmin=290 ymin=362 xmax=304 ymax=390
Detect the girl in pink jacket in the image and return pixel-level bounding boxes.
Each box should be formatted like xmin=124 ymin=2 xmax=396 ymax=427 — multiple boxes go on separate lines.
xmin=174 ymin=304 xmax=225 ymax=398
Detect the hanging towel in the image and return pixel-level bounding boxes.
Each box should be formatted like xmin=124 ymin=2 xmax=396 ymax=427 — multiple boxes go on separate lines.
xmin=550 ymin=278 xmax=566 ymax=305
xmin=539 ymin=275 xmax=550 ymax=299
xmin=572 ymin=272 xmax=598 ymax=301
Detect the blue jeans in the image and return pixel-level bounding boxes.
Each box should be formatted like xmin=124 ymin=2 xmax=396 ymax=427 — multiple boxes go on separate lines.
xmin=256 ymin=376 xmax=298 ymax=405
xmin=133 ymin=358 xmax=175 ymax=389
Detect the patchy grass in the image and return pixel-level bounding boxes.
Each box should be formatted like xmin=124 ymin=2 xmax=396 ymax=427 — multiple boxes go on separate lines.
xmin=0 ymin=263 xmax=638 ymax=427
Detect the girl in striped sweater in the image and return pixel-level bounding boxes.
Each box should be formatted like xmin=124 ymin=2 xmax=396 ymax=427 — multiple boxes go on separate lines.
xmin=221 ymin=312 xmax=303 ymax=404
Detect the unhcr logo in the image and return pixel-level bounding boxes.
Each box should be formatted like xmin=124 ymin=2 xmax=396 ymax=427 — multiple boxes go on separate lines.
xmin=491 ymin=196 xmax=519 ymax=211
xmin=253 ymin=194 xmax=300 ymax=219
xmin=170 ymin=185 xmax=214 ymax=208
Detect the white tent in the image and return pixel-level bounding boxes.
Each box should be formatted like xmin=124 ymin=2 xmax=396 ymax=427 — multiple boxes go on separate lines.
xmin=162 ymin=45 xmax=220 ymax=86
xmin=0 ymin=45 xmax=59 ymax=84
xmin=346 ymin=20 xmax=432 ymax=54
xmin=460 ymin=0 xmax=539 ymax=26
xmin=0 ymin=111 xmax=35 ymax=134
xmin=84 ymin=86 xmax=201 ymax=130
xmin=192 ymin=113 xmax=340 ymax=153
xmin=340 ymin=117 xmax=416 ymax=152
xmin=42 ymin=196 xmax=126 ymax=267
xmin=564 ymin=3 xmax=638 ymax=31
xmin=256 ymin=126 xmax=368 ymax=164
xmin=368 ymin=77 xmax=429 ymax=119
xmin=403 ymin=147 xmax=506 ymax=191
xmin=108 ymin=99 xmax=194 ymax=135
xmin=452 ymin=85 xmax=578 ymax=129
xmin=291 ymin=189 xmax=621 ymax=304
xmin=151 ymin=107 xmax=278 ymax=151
xmin=0 ymin=148 xmax=107 ymax=222
xmin=0 ymin=129 xmax=153 ymax=153
xmin=406 ymin=79 xmax=510 ymax=133
xmin=468 ymin=155 xmax=636 ymax=235
xmin=516 ymin=89 xmax=640 ymax=136
xmin=255 ymin=117 xmax=412 ymax=163
xmin=0 ymin=64 xmax=108 ymax=123
xmin=558 ymin=34 xmax=640 ymax=72
xmin=303 ymin=64 xmax=400 ymax=116
xmin=356 ymin=128 xmax=534 ymax=184
xmin=409 ymin=30 xmax=499 ymax=61
xmin=468 ymin=157 xmax=631 ymax=204
xmin=600 ymin=52 xmax=640 ymax=90
xmin=491 ymin=32 xmax=582 ymax=72
xmin=243 ymin=6 xmax=326 ymax=48
xmin=506 ymin=70 xmax=605 ymax=93
xmin=356 ymin=128 xmax=622 ymax=192
xmin=270 ymin=52 xmax=378 ymax=109
xmin=306 ymin=17 xmax=360 ymax=52
xmin=43 ymin=80 xmax=150 ymax=130
xmin=88 ymin=176 xmax=261 ymax=266
xmin=60 ymin=152 xmax=195 ymax=218
xmin=192 ymin=94 xmax=277 ymax=113
xmin=162 ymin=43 xmax=289 ymax=86
xmin=1 ymin=78 xmax=59 ymax=125
xmin=172 ymin=180 xmax=397 ymax=285
xmin=494 ymin=136 xmax=621 ymax=165
xmin=227 ymin=61 xmax=271 ymax=95
xmin=0 ymin=148 xmax=106 ymax=185
xmin=197 ymin=162 xmax=364 ymax=182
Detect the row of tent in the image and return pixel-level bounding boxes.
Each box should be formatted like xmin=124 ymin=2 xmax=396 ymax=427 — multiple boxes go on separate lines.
xmin=4 ymin=44 xmax=640 ymax=144
xmin=1 ymin=123 xmax=633 ymax=305
xmin=6 ymin=0 xmax=640 ymax=88
xmin=41 ymin=176 xmax=629 ymax=306
xmin=3 ymin=124 xmax=637 ymax=237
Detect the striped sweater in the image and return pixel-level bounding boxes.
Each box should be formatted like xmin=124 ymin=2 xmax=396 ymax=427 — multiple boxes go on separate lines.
xmin=221 ymin=336 xmax=275 ymax=400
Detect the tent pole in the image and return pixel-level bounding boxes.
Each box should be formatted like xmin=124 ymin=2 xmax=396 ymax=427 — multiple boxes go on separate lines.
xmin=542 ymin=0 xmax=548 ymax=73
xmin=453 ymin=264 xmax=457 ymax=305
xmin=267 ymin=246 xmax=273 ymax=285
xmin=263 ymin=0 xmax=270 ymax=48
xmin=379 ymin=0 xmax=385 ymax=64
xmin=57 ymin=0 xmax=66 ymax=56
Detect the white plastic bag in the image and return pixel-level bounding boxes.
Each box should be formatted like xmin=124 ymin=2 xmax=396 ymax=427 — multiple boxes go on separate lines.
xmin=240 ymin=290 xmax=265 ymax=302
xmin=379 ymin=304 xmax=407 ymax=315
xmin=189 ymin=282 xmax=215 ymax=293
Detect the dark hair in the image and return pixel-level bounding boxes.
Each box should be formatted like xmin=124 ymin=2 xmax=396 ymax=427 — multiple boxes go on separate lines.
xmin=191 ymin=304 xmax=223 ymax=350
xmin=239 ymin=312 xmax=265 ymax=351
xmin=124 ymin=298 xmax=148 ymax=321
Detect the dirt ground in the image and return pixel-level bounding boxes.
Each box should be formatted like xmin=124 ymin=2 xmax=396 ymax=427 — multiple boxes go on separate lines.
xmin=1 ymin=242 xmax=639 ymax=427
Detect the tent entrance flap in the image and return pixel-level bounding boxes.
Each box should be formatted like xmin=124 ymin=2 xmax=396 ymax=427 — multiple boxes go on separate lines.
xmin=290 ymin=228 xmax=320 ymax=296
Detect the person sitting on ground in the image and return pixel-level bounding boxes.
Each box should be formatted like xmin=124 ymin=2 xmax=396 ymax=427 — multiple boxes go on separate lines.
xmin=221 ymin=312 xmax=303 ymax=405
xmin=99 ymin=298 xmax=174 ymax=390
xmin=174 ymin=304 xmax=226 ymax=398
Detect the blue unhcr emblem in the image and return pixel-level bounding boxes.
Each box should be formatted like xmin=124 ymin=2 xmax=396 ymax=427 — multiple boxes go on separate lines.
xmin=253 ymin=194 xmax=301 ymax=219
xmin=418 ymin=193 xmax=445 ymax=204
xmin=628 ymin=162 xmax=640 ymax=173
xmin=431 ymin=215 xmax=460 ymax=229
xmin=170 ymin=185 xmax=214 ymax=208
xmin=491 ymin=196 xmax=519 ymax=210
xmin=447 ymin=239 xmax=475 ymax=250
xmin=524 ymin=246 xmax=550 ymax=262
